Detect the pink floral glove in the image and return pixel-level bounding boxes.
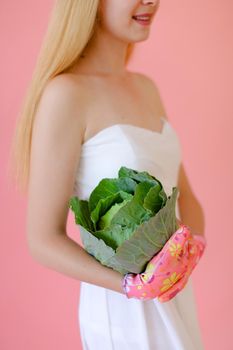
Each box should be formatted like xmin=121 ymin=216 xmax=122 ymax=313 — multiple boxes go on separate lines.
xmin=157 ymin=233 xmax=207 ymax=302
xmin=122 ymin=224 xmax=205 ymax=301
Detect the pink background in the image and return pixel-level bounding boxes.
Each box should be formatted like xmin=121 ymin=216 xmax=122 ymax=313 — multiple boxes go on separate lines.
xmin=1 ymin=1 xmax=232 ymax=349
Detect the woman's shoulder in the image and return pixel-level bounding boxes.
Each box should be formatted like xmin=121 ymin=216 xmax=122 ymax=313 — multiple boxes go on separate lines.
xmin=130 ymin=71 xmax=157 ymax=89
xmin=35 ymin=73 xmax=88 ymax=146
xmin=42 ymin=73 xmax=89 ymax=119
xmin=130 ymin=71 xmax=169 ymax=121
xmin=44 ymin=73 xmax=88 ymax=99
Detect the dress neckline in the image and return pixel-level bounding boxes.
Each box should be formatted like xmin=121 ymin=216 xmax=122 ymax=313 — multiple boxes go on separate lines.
xmin=82 ymin=116 xmax=170 ymax=146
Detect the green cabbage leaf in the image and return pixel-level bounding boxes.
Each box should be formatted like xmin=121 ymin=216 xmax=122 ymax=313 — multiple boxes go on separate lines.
xmin=69 ymin=166 xmax=179 ymax=274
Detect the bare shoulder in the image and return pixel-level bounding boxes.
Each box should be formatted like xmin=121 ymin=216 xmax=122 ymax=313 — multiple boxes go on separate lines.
xmin=38 ymin=74 xmax=87 ymax=129
xmin=27 ymin=73 xmax=87 ymax=253
xmin=132 ymin=71 xmax=157 ymax=87
xmin=34 ymin=73 xmax=91 ymax=146
xmin=131 ymin=71 xmax=169 ymax=121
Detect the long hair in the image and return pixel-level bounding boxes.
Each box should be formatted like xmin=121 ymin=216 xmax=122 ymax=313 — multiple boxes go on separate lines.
xmin=8 ymin=0 xmax=135 ymax=195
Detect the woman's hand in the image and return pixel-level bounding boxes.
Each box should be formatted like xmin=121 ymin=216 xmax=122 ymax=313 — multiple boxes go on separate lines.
xmin=122 ymin=223 xmax=199 ymax=301
xmin=157 ymin=233 xmax=207 ymax=302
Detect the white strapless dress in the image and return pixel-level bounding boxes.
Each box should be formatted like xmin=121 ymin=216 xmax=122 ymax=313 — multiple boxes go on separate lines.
xmin=72 ymin=117 xmax=205 ymax=350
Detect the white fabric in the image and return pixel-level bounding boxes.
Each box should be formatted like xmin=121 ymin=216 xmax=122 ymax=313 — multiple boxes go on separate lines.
xmin=73 ymin=117 xmax=205 ymax=349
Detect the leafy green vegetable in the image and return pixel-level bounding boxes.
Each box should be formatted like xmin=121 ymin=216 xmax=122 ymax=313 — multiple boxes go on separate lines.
xmin=69 ymin=166 xmax=179 ymax=274
xmin=98 ymin=196 xmax=132 ymax=230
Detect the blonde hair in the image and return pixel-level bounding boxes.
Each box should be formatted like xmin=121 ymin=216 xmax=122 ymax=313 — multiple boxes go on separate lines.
xmin=8 ymin=0 xmax=135 ymax=195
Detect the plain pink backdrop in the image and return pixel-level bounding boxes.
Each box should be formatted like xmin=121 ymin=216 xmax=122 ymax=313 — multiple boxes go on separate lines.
xmin=1 ymin=1 xmax=232 ymax=349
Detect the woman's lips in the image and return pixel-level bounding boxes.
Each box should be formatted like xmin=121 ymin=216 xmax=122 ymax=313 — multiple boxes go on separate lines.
xmin=132 ymin=14 xmax=152 ymax=26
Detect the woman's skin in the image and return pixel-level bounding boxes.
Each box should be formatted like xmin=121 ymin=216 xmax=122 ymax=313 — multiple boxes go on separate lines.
xmin=27 ymin=0 xmax=205 ymax=296
xmin=69 ymin=0 xmax=161 ymax=143
xmin=73 ymin=0 xmax=159 ymax=76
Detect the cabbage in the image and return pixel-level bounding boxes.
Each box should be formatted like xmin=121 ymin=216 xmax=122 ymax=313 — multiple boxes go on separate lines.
xmin=69 ymin=166 xmax=179 ymax=275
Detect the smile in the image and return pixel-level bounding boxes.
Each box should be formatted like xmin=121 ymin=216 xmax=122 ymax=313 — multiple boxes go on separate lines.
xmin=132 ymin=15 xmax=152 ymax=26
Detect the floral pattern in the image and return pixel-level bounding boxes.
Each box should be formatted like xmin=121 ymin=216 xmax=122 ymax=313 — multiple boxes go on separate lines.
xmin=122 ymin=224 xmax=206 ymax=302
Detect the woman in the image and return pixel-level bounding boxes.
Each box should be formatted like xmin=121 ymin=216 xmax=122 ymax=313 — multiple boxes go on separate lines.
xmin=10 ymin=0 xmax=206 ymax=348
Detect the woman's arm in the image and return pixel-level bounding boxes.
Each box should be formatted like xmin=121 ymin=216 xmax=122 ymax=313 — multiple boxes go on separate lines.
xmin=30 ymin=231 xmax=124 ymax=294
xmin=177 ymin=163 xmax=206 ymax=238
xmin=26 ymin=75 xmax=124 ymax=294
